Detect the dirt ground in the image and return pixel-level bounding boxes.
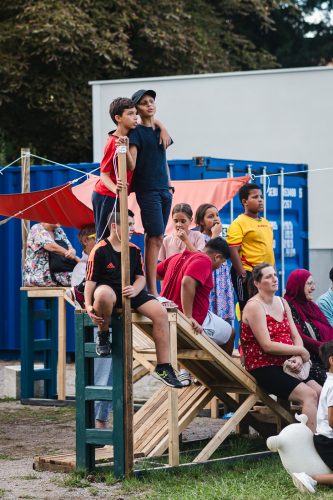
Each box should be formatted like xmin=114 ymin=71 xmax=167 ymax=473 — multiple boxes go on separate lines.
xmin=0 ymin=362 xmax=223 ymax=499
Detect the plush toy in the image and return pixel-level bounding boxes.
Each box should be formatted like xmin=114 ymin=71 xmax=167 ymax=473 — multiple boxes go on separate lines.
xmin=266 ymin=414 xmax=332 ymax=475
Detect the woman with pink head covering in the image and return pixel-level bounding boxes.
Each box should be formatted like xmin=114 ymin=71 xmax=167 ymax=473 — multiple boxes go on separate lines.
xmin=284 ymin=269 xmax=333 ymax=386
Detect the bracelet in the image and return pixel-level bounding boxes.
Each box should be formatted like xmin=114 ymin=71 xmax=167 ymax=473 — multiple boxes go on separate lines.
xmin=168 ymin=186 xmax=175 ymax=194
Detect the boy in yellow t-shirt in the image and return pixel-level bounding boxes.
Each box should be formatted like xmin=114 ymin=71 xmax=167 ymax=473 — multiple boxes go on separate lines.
xmin=227 ymin=183 xmax=275 ymax=311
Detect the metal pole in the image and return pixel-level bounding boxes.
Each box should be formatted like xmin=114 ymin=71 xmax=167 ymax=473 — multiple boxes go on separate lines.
xmin=117 ymin=145 xmax=133 ymax=477
xmin=262 ymin=166 xmax=267 ymax=219
xmin=280 ymin=169 xmax=285 ymax=294
xmin=228 ymin=163 xmax=234 ymax=222
xmin=21 ymin=148 xmax=30 ymax=272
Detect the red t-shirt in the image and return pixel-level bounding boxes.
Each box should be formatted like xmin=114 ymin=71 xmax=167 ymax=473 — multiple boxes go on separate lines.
xmin=94 ymin=133 xmax=133 ymax=197
xmin=157 ymin=250 xmax=213 ymax=325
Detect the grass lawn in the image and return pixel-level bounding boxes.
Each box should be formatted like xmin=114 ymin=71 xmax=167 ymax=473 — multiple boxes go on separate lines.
xmin=61 ymin=436 xmax=333 ymax=499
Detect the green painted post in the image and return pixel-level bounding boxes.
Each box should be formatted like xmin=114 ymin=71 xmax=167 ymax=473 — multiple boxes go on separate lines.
xmin=20 ymin=291 xmax=34 ymax=399
xmin=112 ymin=314 xmax=125 ymax=478
xmin=75 ymin=313 xmax=95 ymax=470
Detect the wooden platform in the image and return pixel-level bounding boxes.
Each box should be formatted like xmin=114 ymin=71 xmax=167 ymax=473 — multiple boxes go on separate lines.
xmin=34 ymin=309 xmax=294 ymax=472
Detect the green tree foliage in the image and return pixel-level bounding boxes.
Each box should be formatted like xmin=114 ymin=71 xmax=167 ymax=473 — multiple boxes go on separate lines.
xmin=0 ymin=1 xmax=332 ymax=163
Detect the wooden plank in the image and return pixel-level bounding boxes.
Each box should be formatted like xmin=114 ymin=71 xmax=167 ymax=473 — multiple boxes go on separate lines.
xmin=118 ymin=146 xmax=133 ymax=478
xmin=210 ymin=397 xmax=220 ymax=419
xmin=257 ymin=389 xmax=294 ymax=425
xmin=140 ymin=386 xmax=208 ymax=456
xmin=132 ymin=351 xmax=156 ymax=372
xmin=57 ymin=294 xmax=66 ymax=401
xmin=176 ymin=312 xmax=257 ymax=393
xmin=168 ymin=317 xmax=179 ymax=466
xmin=21 ymin=148 xmax=30 ymax=269
xmin=26 ymin=289 xmax=68 ymax=298
xmin=177 ymin=350 xmax=214 ymax=360
xmin=193 ymin=394 xmax=258 ymax=463
xmin=149 ymin=388 xmax=214 ymax=457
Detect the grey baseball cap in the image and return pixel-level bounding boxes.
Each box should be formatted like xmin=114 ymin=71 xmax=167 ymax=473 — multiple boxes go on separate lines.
xmin=131 ymin=89 xmax=156 ymax=105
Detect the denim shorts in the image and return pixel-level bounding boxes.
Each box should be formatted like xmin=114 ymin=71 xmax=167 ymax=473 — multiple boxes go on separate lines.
xmin=136 ymin=189 xmax=172 ymax=236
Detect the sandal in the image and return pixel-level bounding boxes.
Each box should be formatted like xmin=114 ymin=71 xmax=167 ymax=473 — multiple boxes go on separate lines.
xmin=156 ymin=296 xmax=178 ymax=309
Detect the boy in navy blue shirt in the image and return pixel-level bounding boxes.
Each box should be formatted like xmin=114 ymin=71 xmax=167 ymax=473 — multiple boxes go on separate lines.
xmin=129 ymin=89 xmax=175 ymax=297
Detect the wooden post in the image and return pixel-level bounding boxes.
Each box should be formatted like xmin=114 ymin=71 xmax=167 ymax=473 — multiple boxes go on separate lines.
xmin=168 ymin=312 xmax=179 ymax=466
xmin=21 ymin=148 xmax=30 ymax=270
xmin=118 ymin=145 xmax=133 ymax=477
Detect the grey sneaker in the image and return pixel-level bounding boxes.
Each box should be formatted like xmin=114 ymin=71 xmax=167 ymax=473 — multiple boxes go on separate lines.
xmin=292 ymin=472 xmax=317 ymax=494
xmin=96 ymin=331 xmax=111 ymax=357
xmin=152 ymin=365 xmax=183 ymax=389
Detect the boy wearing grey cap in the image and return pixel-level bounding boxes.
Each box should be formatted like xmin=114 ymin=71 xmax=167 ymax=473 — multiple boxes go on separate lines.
xmin=129 ymin=89 xmax=175 ymax=297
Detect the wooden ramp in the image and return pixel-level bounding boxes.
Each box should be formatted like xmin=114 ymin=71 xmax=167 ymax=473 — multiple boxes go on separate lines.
xmin=131 ymin=309 xmax=294 ymax=463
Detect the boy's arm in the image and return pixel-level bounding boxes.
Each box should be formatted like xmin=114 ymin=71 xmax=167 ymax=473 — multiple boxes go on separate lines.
xmin=165 ymin=161 xmax=175 ymax=192
xmin=129 ymin=144 xmax=138 ymax=168
xmin=122 ymin=275 xmax=145 ymax=298
xmin=154 ymin=118 xmax=171 ymax=149
xmin=229 ymin=246 xmax=246 ymax=279
xmin=181 ymin=276 xmax=202 ymax=333
xmin=100 ymin=172 xmax=117 ymax=194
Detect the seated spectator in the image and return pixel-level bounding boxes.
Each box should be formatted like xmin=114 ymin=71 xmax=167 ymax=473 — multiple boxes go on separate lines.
xmin=317 ymin=267 xmax=333 ymax=327
xmin=157 ymin=237 xmax=235 ymax=355
xmin=84 ymin=209 xmax=183 ymax=388
xmin=23 ymin=222 xmax=79 ymax=287
xmin=68 ymin=224 xmax=96 ymax=308
xmin=241 ymin=263 xmax=321 ymax=432
xmin=71 ymin=224 xmax=96 ymax=288
xmin=158 ymin=203 xmax=205 ymax=260
xmin=284 ymin=269 xmax=333 ymax=386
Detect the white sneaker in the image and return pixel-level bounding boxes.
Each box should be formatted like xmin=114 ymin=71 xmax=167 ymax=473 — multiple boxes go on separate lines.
xmin=178 ymin=369 xmax=192 ymax=387
xmin=292 ymin=472 xmax=317 ymax=494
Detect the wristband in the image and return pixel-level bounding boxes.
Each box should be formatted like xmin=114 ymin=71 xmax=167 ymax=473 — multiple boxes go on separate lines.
xmin=168 ymin=186 xmax=175 ymax=194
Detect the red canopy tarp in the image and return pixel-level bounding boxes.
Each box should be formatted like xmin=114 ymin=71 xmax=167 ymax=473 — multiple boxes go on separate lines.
xmin=0 ymin=175 xmax=250 ymax=233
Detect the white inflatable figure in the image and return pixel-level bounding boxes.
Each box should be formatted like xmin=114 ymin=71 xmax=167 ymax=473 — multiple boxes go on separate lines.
xmin=266 ymin=414 xmax=332 ymax=475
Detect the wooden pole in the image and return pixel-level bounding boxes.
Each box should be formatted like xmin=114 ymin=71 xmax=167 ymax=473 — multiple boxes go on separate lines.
xmin=118 ymin=145 xmax=134 ymax=477
xmin=21 ymin=148 xmax=30 ymax=271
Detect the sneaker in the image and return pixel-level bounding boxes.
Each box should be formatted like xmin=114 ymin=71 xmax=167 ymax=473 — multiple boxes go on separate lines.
xmin=152 ymin=365 xmax=183 ymax=389
xmin=292 ymin=472 xmax=317 ymax=494
xmin=96 ymin=331 xmax=111 ymax=357
xmin=178 ymin=370 xmax=192 ymax=387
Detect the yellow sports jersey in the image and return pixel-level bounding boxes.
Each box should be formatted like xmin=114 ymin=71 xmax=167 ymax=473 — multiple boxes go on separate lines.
xmin=226 ymin=214 xmax=275 ymax=271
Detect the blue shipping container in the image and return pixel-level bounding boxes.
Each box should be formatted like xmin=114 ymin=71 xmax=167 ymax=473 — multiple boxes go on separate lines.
xmin=0 ymin=157 xmax=308 ymax=355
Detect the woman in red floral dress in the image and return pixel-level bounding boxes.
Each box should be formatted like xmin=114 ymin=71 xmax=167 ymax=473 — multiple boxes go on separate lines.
xmin=241 ymin=263 xmax=321 ymax=431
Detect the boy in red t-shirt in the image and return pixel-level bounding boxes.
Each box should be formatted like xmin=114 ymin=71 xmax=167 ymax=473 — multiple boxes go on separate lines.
xmin=157 ymin=237 xmax=235 ymax=355
xmin=92 ymin=97 xmax=137 ymax=240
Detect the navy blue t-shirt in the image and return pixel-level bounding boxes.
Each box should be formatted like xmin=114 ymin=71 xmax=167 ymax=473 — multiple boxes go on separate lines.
xmin=129 ymin=125 xmax=170 ymax=193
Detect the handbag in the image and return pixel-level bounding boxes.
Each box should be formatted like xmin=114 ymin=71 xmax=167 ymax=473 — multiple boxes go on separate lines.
xmin=49 ymin=239 xmax=76 ymax=274
xmin=283 ymin=358 xmax=312 ymax=381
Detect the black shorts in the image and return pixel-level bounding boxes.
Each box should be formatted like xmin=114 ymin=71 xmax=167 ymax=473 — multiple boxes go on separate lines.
xmin=95 ymin=285 xmax=155 ymax=310
xmin=136 ymin=189 xmax=172 ymax=236
xmin=250 ymin=365 xmax=312 ymax=400
xmin=230 ymin=267 xmax=252 ymax=312
xmin=313 ymin=434 xmax=333 ymax=470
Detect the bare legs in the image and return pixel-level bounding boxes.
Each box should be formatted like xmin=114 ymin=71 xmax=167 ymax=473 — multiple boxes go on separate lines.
xmin=93 ymin=285 xmax=116 ymax=332
xmin=289 ymin=380 xmax=321 ymax=432
xmin=137 ymin=300 xmax=170 ymax=364
xmin=222 ymin=328 xmax=236 ymax=356
xmin=145 ymin=234 xmax=163 ymax=296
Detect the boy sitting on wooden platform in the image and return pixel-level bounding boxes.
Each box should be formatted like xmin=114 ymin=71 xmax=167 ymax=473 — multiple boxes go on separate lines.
xmin=84 ymin=209 xmax=183 ymax=389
